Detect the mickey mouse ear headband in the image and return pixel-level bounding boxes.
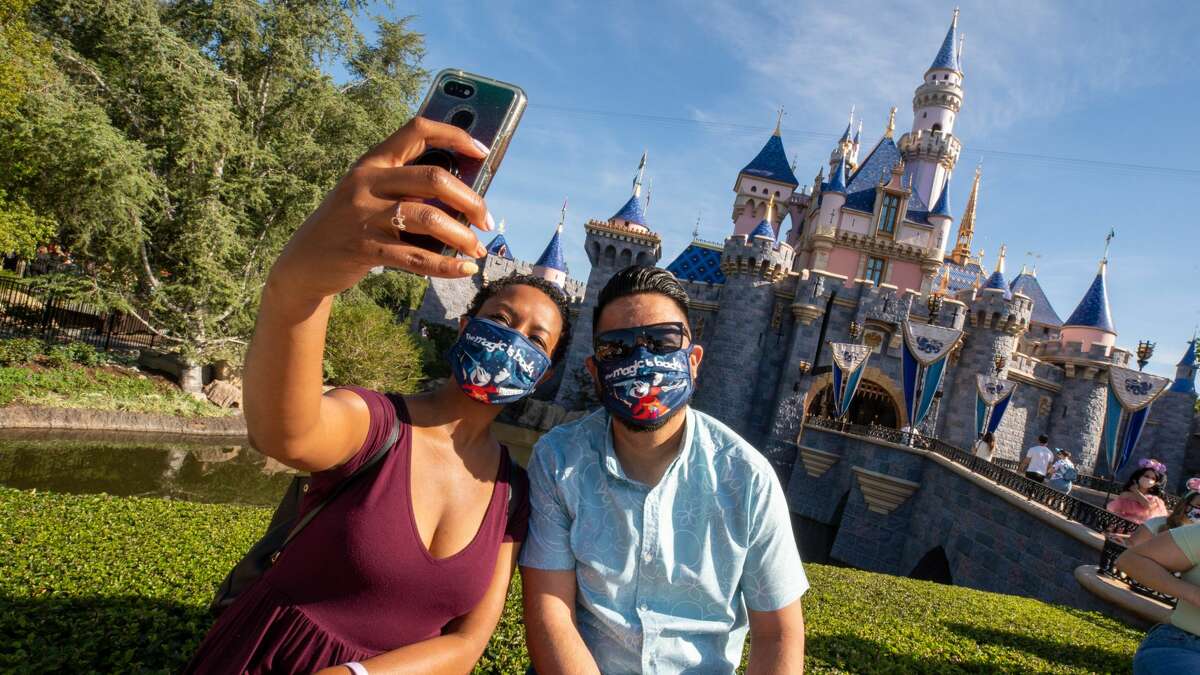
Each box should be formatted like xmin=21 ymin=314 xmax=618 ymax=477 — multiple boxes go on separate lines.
xmin=1186 ymin=477 xmax=1200 ymax=494
xmin=1139 ymin=458 xmax=1167 ymax=474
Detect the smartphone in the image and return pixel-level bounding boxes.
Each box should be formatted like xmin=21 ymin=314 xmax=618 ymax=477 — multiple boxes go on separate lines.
xmin=404 ymin=69 xmax=527 ymax=255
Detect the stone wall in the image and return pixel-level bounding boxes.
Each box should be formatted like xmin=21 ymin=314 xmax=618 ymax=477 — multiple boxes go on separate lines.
xmin=788 ymin=427 xmax=1114 ymax=615
xmin=0 ymin=406 xmax=247 ymax=437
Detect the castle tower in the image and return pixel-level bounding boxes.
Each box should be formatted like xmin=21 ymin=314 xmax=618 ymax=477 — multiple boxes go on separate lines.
xmin=807 ymin=156 xmax=848 ymax=272
xmin=692 ymin=196 xmax=795 ymax=437
xmin=1171 ymin=336 xmax=1198 ymax=394
xmin=1010 ymin=266 xmax=1064 ymax=342
xmin=484 ymin=220 xmax=513 ymax=260
xmin=553 ymin=155 xmax=663 ymax=409
xmin=1060 ymin=259 xmax=1116 ymax=350
xmin=950 ymin=164 xmax=981 ymax=265
xmin=923 ymin=175 xmax=954 ymax=289
xmin=828 ymin=107 xmax=855 ymax=174
xmin=531 ymin=204 xmax=569 ymax=287
xmin=898 ymin=9 xmax=964 ymax=210
xmin=732 ymin=115 xmax=799 ymax=237
xmin=938 ymin=246 xmax=1033 ymax=453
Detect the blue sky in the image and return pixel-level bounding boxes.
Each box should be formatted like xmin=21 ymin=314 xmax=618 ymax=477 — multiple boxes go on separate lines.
xmin=363 ymin=0 xmax=1199 ymax=378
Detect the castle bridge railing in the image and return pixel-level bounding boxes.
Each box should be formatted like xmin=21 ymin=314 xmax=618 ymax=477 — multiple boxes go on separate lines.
xmin=991 ymin=459 xmax=1180 ymax=510
xmin=804 ymin=417 xmax=1141 ymax=538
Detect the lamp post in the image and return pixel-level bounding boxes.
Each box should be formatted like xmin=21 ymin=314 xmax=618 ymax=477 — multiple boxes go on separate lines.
xmin=926 ymin=292 xmax=944 ymax=325
xmin=848 ymin=320 xmax=862 ymax=341
xmin=1136 ymin=340 xmax=1155 ymax=371
xmin=994 ymin=353 xmax=1007 ymax=374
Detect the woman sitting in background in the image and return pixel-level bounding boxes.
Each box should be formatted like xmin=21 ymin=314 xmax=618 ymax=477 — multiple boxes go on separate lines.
xmin=1108 ymin=459 xmax=1170 ymax=525
xmin=972 ymin=432 xmax=995 ymax=461
xmin=1117 ymin=522 xmax=1200 ymax=673
xmin=1129 ymin=478 xmax=1200 ymax=547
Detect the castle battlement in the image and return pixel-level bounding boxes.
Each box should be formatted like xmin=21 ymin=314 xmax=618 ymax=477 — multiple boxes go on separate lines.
xmin=912 ymin=80 xmax=963 ymax=112
xmin=1032 ymin=340 xmax=1133 ymax=372
xmin=966 ymin=289 xmax=1033 ymax=335
xmin=897 ymin=129 xmax=961 ymax=168
xmin=481 ymin=255 xmax=586 ymax=302
xmin=720 ymin=235 xmax=795 ymax=282
xmin=679 ymin=279 xmax=722 ymax=308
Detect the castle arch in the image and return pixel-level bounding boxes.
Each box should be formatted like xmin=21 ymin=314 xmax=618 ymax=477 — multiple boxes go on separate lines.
xmin=589 ymin=240 xmax=601 ymax=265
xmin=635 ymin=251 xmax=650 ymax=266
xmin=603 ymin=245 xmax=616 ymax=267
xmin=619 ymin=248 xmax=632 ymax=268
xmin=804 ymin=366 xmax=906 ymax=429
xmin=909 ymin=546 xmax=953 ymax=585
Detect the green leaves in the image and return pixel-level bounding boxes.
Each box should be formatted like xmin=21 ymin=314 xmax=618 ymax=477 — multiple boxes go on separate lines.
xmin=323 ymin=293 xmax=426 ymax=394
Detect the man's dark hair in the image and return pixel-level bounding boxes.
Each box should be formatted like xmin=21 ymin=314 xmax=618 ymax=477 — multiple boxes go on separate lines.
xmin=465 ymin=274 xmax=572 ymax=364
xmin=593 ymin=266 xmax=690 ymax=333
xmin=1038 ymin=434 xmax=1049 ymax=444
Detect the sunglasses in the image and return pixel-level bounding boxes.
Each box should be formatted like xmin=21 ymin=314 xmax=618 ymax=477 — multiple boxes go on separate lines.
xmin=594 ymin=322 xmax=690 ymax=363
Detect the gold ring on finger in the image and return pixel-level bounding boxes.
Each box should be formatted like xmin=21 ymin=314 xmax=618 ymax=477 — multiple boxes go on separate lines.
xmin=391 ymin=203 xmax=406 ymax=231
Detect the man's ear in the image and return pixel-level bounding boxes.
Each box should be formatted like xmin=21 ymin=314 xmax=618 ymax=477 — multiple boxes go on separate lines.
xmin=688 ymin=344 xmax=704 ymax=379
xmin=585 ymin=356 xmax=599 ymax=385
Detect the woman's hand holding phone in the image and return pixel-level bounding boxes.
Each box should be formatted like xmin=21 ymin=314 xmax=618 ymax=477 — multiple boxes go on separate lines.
xmin=269 ymin=117 xmax=495 ymax=303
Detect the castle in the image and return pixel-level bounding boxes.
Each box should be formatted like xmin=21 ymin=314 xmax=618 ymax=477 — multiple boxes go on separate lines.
xmin=415 ymin=10 xmax=1199 ymax=490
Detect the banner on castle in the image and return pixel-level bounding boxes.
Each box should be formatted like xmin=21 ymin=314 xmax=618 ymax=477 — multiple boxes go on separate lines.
xmin=901 ymin=322 xmax=962 ymax=428
xmin=830 ymin=342 xmax=872 ymax=419
xmin=974 ymin=374 xmax=1017 ymax=437
xmin=1101 ymin=366 xmax=1171 ymax=476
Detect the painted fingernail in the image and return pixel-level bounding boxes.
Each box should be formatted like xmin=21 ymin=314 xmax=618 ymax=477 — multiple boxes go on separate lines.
xmin=471 ymin=139 xmax=491 ymax=155
xmin=475 ymin=243 xmax=488 ymax=258
xmin=461 ymin=261 xmax=479 ymax=275
xmin=485 ymin=211 xmax=496 ymax=231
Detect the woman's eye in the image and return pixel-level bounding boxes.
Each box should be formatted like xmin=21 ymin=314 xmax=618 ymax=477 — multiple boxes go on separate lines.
xmin=492 ymin=314 xmax=512 ymax=326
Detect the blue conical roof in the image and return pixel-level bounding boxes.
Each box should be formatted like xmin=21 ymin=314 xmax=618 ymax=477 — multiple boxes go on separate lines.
xmin=1179 ymin=339 xmax=1197 ymax=367
xmin=1010 ymin=272 xmax=1063 ymax=327
xmin=611 ymin=194 xmax=648 ymax=227
xmin=485 ymin=233 xmax=513 ymax=260
xmin=749 ymin=219 xmax=775 ymax=239
xmin=740 ymin=134 xmax=799 ymax=186
xmin=1063 ymin=262 xmax=1115 ymax=333
xmin=839 ymin=121 xmax=852 ymax=143
xmin=929 ymin=13 xmax=961 ymax=73
xmin=534 ymin=228 xmax=567 ymax=272
xmin=826 ymin=156 xmax=848 ymax=194
xmin=982 ymin=269 xmax=1011 ymax=298
xmin=930 ymin=180 xmax=952 ymax=218
xmin=1171 ymin=338 xmax=1198 ymax=393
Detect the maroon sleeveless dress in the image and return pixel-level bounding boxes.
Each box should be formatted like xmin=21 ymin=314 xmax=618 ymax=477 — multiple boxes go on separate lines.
xmin=185 ymin=388 xmax=529 ymax=674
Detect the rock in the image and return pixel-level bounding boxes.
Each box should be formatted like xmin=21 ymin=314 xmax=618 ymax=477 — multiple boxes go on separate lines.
xmin=204 ymin=379 xmax=243 ymax=409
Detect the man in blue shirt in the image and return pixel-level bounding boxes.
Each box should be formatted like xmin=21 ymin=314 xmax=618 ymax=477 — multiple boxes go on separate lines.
xmin=521 ymin=266 xmax=808 ymax=674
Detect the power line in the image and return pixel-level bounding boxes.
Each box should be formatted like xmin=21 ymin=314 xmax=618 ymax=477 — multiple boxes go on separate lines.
xmin=528 ymin=103 xmax=1200 ymax=179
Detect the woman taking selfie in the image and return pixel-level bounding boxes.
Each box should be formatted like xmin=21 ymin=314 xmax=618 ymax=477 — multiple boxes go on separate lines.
xmin=185 ymin=117 xmax=569 ymax=674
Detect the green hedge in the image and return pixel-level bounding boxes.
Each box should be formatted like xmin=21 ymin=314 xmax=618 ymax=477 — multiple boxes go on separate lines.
xmin=0 ymin=488 xmax=1141 ymax=673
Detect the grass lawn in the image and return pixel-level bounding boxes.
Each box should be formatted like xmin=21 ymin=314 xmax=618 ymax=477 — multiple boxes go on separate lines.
xmin=0 ymin=363 xmax=230 ymax=418
xmin=0 ymin=487 xmax=1142 ymax=673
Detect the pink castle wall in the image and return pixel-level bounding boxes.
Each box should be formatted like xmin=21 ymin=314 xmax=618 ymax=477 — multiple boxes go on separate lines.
xmin=887 ymin=260 xmax=924 ymax=294
xmin=827 ymin=246 xmax=860 ymax=281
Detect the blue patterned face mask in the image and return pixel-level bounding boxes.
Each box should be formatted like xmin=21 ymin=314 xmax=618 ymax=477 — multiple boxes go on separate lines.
xmin=448 ymin=318 xmax=551 ymax=405
xmin=595 ymin=346 xmax=694 ymax=429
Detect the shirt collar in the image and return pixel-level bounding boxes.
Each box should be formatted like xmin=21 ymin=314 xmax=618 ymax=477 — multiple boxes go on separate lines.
xmin=599 ymin=407 xmax=695 ymax=487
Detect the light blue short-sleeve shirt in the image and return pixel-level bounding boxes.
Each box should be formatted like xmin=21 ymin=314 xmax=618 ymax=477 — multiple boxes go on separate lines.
xmin=520 ymin=407 xmax=808 ymax=674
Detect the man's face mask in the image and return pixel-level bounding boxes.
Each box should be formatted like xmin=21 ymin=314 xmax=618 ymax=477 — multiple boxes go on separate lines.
xmin=592 ymin=322 xmax=694 ymax=430
xmin=448 ymin=317 xmax=550 ymax=405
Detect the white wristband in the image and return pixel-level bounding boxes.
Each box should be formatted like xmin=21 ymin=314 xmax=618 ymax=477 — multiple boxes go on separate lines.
xmin=344 ymin=662 xmax=368 ymax=675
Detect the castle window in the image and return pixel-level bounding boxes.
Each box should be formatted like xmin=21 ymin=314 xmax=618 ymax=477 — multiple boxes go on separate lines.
xmin=751 ymin=186 xmax=757 ymax=193
xmin=932 ymin=123 xmax=942 ymax=133
xmin=865 ymin=257 xmax=886 ymax=285
xmin=878 ymin=194 xmax=900 ymax=235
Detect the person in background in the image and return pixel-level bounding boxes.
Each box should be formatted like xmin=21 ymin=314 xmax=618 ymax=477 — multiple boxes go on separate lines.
xmin=1108 ymin=459 xmax=1170 ymax=525
xmin=1129 ymin=478 xmax=1200 ymax=547
xmin=1018 ymin=434 xmax=1055 ymax=483
xmin=185 ymin=117 xmax=570 ymax=675
xmin=972 ymin=432 xmax=996 ymax=461
xmin=1116 ymin=522 xmax=1200 ymax=673
xmin=1046 ymin=448 xmax=1078 ymax=494
xmin=521 ymin=266 xmax=807 ymax=675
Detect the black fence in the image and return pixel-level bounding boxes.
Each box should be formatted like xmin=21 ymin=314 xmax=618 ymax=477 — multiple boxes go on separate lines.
xmin=993 ymin=450 xmax=1177 ymax=509
xmin=0 ymin=277 xmax=159 ymax=352
xmin=805 ymin=417 xmax=1141 ymax=538
xmin=1098 ymin=538 xmax=1177 ymax=607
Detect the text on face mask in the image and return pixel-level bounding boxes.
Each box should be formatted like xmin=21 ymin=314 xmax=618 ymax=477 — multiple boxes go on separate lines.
xmin=603 ymin=355 xmax=687 ymax=381
xmin=463 ymin=331 xmax=540 ymax=376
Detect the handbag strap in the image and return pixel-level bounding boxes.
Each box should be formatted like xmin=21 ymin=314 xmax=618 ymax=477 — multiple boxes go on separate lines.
xmin=278 ymin=405 xmax=402 ymax=552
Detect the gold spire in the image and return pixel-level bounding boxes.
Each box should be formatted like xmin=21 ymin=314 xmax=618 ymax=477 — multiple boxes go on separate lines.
xmin=950 ymin=163 xmax=981 ymax=265
xmin=774 ymin=106 xmax=784 ymax=136
xmin=632 ymin=151 xmax=647 ymax=198
xmin=937 ymin=267 xmax=950 ymax=294
xmin=995 ymin=244 xmax=1006 ymax=274
xmin=885 ymin=106 xmax=897 ymax=139
xmin=766 ymin=193 xmax=776 ymax=224
xmin=497 ymin=218 xmax=506 ymax=234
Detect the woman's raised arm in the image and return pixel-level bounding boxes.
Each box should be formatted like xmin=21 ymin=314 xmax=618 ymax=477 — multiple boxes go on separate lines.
xmin=243 ymin=118 xmax=493 ymax=472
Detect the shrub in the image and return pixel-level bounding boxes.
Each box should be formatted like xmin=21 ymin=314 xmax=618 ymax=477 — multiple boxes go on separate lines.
xmin=0 ymin=487 xmax=1142 ymax=674
xmin=59 ymin=341 xmax=104 ymax=366
xmin=0 ymin=337 xmax=42 ymax=365
xmin=323 ymin=296 xmax=425 ymax=393
xmin=357 ymin=269 xmax=428 ymax=316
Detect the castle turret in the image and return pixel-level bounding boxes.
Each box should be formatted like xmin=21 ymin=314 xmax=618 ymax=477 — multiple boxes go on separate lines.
xmin=898 ymin=9 xmax=964 ymax=209
xmin=926 ymin=175 xmax=954 ymax=262
xmin=808 ymin=156 xmax=848 ymax=272
xmin=829 ymin=107 xmax=855 ymax=174
xmin=484 ymin=219 xmax=513 ymax=260
xmin=554 ymin=155 xmax=663 ymax=409
xmin=532 ymin=204 xmax=568 ymax=287
xmin=1172 ymin=336 xmax=1198 ymax=394
xmin=937 ymin=260 xmax=1034 ymax=454
xmin=1010 ymin=267 xmax=1063 ymax=342
xmin=949 ymin=164 xmax=980 ymax=265
xmin=692 ymin=195 xmax=795 ymax=437
xmin=1060 ymin=258 xmax=1116 ymax=350
xmin=732 ymin=115 xmax=798 ymax=237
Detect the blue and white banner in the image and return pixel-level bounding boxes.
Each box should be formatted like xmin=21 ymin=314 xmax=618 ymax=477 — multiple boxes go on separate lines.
xmin=975 ymin=374 xmax=1017 ymax=437
xmin=901 ymin=322 xmax=962 ymax=428
xmin=1101 ymin=366 xmax=1170 ymax=476
xmin=830 ymin=342 xmax=872 ymax=419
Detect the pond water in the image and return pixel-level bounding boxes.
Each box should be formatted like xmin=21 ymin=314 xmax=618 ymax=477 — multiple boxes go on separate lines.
xmin=0 ymin=423 xmax=540 ymax=507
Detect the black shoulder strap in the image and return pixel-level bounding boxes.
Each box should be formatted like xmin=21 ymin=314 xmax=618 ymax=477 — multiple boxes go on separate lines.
xmin=506 ymin=455 xmax=526 ymax=522
xmin=279 ymin=405 xmax=402 ymax=550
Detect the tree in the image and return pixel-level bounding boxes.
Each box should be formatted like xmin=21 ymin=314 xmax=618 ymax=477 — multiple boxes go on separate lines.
xmin=1 ymin=0 xmax=427 ymax=387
